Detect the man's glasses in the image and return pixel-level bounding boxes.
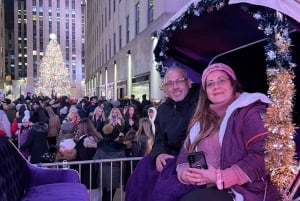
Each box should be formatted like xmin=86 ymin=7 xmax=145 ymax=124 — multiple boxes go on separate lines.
xmin=164 ymin=78 xmax=187 ymax=88
xmin=206 ymin=77 xmax=229 ymax=89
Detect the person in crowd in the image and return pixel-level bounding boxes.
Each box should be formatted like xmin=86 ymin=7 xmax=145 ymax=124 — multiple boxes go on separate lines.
xmin=45 ymin=106 xmax=61 ymax=146
xmin=55 ymin=138 xmax=77 ymax=162
xmin=130 ymin=94 xmax=142 ymax=114
xmin=123 ymin=104 xmax=140 ymax=134
xmin=29 ymin=100 xmax=49 ymax=125
xmin=135 ymin=117 xmax=154 ymax=156
xmin=91 ymin=106 xmax=106 ymax=135
xmin=107 ymin=107 xmax=125 ymax=136
xmin=16 ymin=110 xmax=32 ymax=159
xmin=0 ymin=104 xmax=12 ymax=138
xmin=176 ymin=63 xmax=280 ymax=201
xmin=62 ymin=105 xmax=80 ymax=126
xmin=147 ymin=107 xmax=157 ymax=134
xmin=20 ymin=121 xmax=49 ymax=164
xmin=2 ymin=98 xmax=16 ymax=124
xmin=56 ymin=96 xmax=70 ymax=123
xmin=125 ymin=64 xmax=200 ymax=201
xmin=93 ymin=123 xmax=126 ymax=201
xmin=141 ymin=94 xmax=151 ymax=117
xmin=56 ymin=121 xmax=77 ymax=148
xmin=87 ymin=96 xmax=99 ymax=118
xmin=75 ymin=118 xmax=102 ymax=201
xmin=98 ymin=96 xmax=113 ymax=118
xmin=76 ymin=97 xmax=89 ymax=118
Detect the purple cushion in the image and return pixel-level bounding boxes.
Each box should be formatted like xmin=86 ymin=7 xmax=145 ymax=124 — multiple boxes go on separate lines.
xmin=22 ymin=183 xmax=88 ymax=201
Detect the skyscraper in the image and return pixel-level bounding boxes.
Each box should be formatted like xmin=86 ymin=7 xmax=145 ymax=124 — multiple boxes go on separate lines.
xmin=0 ymin=0 xmax=5 ymax=89
xmin=13 ymin=0 xmax=85 ymax=97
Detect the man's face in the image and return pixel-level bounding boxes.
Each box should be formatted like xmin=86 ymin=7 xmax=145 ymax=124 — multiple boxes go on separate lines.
xmin=163 ymin=69 xmax=191 ymax=102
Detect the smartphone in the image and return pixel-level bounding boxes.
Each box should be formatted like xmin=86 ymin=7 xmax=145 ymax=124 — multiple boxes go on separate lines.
xmin=187 ymin=151 xmax=208 ymax=169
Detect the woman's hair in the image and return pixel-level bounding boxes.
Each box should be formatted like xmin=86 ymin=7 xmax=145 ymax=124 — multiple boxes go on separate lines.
xmin=77 ymin=118 xmax=102 ymax=141
xmin=184 ymin=74 xmax=243 ymax=152
xmin=136 ymin=117 xmax=154 ymax=155
xmin=124 ymin=104 xmax=139 ymax=120
xmin=108 ymin=107 xmax=124 ymax=122
xmin=66 ymin=106 xmax=80 ymax=121
xmin=93 ymin=106 xmax=106 ymax=122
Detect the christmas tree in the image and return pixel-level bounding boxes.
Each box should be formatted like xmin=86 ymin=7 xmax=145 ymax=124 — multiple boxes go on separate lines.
xmin=36 ymin=33 xmax=70 ymax=97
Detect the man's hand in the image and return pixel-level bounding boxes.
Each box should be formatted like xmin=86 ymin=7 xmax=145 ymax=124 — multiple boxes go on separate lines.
xmin=155 ymin=153 xmax=175 ymax=172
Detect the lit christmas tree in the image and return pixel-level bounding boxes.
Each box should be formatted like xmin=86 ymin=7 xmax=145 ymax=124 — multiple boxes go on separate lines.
xmin=36 ymin=33 xmax=70 ymax=97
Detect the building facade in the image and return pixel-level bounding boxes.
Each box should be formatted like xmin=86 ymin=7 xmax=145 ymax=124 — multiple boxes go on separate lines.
xmin=0 ymin=0 xmax=5 ymax=90
xmin=85 ymin=0 xmax=191 ymax=102
xmin=12 ymin=0 xmax=85 ymax=98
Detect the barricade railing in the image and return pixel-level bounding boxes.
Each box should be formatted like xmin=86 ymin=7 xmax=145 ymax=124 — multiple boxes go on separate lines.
xmin=36 ymin=157 xmax=143 ymax=201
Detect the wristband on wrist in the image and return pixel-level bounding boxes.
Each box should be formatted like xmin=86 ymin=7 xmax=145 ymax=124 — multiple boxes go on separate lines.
xmin=216 ymin=169 xmax=224 ymax=190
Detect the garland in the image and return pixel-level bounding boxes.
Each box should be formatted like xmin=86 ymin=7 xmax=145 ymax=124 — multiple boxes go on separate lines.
xmin=243 ymin=6 xmax=298 ymax=193
xmin=155 ymin=0 xmax=226 ymax=77
xmin=154 ymin=0 xmax=298 ymax=196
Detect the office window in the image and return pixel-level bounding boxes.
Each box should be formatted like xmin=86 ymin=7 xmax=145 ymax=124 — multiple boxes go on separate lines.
xmin=109 ymin=38 xmax=111 ymax=58
xmin=109 ymin=0 xmax=111 ymax=20
xmin=126 ymin=15 xmax=129 ymax=43
xmin=113 ymin=32 xmax=116 ymax=54
xmin=148 ymin=0 xmax=154 ymax=24
xmin=119 ymin=25 xmax=122 ymax=49
xmin=105 ymin=7 xmax=107 ymax=26
xmin=135 ymin=2 xmax=140 ymax=35
xmin=113 ymin=0 xmax=116 ymax=12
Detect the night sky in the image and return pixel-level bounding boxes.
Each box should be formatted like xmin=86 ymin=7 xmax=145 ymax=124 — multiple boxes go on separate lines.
xmin=4 ymin=0 xmax=14 ymax=29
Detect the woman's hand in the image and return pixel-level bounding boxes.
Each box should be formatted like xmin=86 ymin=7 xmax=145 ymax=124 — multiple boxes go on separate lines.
xmin=179 ymin=164 xmax=217 ymax=185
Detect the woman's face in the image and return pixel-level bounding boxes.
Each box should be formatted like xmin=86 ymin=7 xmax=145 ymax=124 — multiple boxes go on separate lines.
xmin=70 ymin=111 xmax=77 ymax=119
xmin=205 ymin=70 xmax=234 ymax=104
xmin=128 ymin=107 xmax=135 ymax=116
xmin=96 ymin=108 xmax=103 ymax=116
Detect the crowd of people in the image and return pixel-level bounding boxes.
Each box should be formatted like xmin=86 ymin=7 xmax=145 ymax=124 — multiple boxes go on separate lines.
xmin=0 ymin=91 xmax=156 ymax=201
xmin=0 ymin=62 xmax=299 ymax=201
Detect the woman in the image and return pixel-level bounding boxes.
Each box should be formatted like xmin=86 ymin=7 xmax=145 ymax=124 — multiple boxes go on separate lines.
xmin=45 ymin=106 xmax=61 ymax=146
xmin=63 ymin=106 xmax=80 ymax=126
xmin=91 ymin=106 xmax=106 ymax=135
xmin=107 ymin=107 xmax=125 ymax=136
xmin=75 ymin=118 xmax=102 ymax=201
xmin=123 ymin=104 xmax=140 ymax=134
xmin=176 ymin=63 xmax=280 ymax=201
xmin=135 ymin=117 xmax=154 ymax=156
xmin=147 ymin=107 xmax=157 ymax=134
xmin=93 ymin=123 xmax=126 ymax=201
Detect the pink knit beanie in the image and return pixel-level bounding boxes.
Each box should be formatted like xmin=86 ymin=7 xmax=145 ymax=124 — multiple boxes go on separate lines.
xmin=201 ymin=63 xmax=236 ymax=87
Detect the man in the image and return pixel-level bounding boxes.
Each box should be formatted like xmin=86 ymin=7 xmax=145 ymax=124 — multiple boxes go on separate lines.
xmin=125 ymin=64 xmax=200 ymax=201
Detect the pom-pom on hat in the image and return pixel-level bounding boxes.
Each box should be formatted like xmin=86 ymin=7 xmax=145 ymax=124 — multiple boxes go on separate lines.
xmin=201 ymin=63 xmax=236 ymax=88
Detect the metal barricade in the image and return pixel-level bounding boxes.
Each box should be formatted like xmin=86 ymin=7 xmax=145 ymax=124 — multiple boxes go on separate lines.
xmin=37 ymin=157 xmax=143 ymax=201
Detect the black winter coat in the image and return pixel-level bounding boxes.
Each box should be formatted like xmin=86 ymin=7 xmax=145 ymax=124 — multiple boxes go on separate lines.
xmin=92 ymin=138 xmax=126 ymax=190
xmin=150 ymin=83 xmax=200 ymax=161
xmin=20 ymin=122 xmax=49 ymax=164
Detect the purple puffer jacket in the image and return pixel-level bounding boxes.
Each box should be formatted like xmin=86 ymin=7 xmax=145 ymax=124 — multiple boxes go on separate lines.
xmin=178 ymin=92 xmax=281 ymax=201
